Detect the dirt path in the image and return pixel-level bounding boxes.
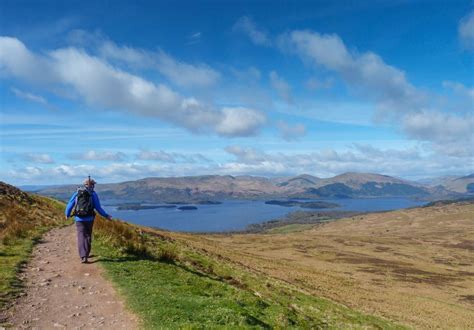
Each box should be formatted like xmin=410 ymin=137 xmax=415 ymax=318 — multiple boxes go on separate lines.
xmin=3 ymin=225 xmax=139 ymax=329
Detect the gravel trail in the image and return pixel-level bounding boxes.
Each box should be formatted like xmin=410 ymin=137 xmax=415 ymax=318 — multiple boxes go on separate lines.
xmin=2 ymin=225 xmax=139 ymax=329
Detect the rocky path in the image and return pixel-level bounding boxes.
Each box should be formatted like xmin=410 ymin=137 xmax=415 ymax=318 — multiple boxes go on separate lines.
xmin=2 ymin=225 xmax=139 ymax=329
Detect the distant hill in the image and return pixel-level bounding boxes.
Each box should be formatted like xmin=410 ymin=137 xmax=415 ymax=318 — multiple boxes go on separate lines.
xmin=34 ymin=172 xmax=453 ymax=203
xmin=420 ymin=174 xmax=474 ymax=193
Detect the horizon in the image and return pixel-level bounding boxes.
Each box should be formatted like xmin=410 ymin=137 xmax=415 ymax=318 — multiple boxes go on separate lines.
xmin=14 ymin=171 xmax=474 ymax=188
xmin=1 ymin=1 xmax=473 ymax=185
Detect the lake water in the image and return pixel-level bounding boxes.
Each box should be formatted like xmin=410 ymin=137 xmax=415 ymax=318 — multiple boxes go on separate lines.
xmin=107 ymin=198 xmax=425 ymax=233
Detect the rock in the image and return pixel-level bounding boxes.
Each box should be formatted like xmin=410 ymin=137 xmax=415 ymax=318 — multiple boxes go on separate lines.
xmin=84 ymin=273 xmax=90 ymax=276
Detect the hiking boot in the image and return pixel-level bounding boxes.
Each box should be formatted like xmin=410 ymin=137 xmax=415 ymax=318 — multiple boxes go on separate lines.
xmin=81 ymin=257 xmax=88 ymax=263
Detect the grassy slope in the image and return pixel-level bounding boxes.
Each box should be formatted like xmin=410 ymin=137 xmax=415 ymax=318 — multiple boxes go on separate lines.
xmin=184 ymin=202 xmax=474 ymax=329
xmin=0 ymin=184 xmax=67 ymax=309
xmin=1 ymin=183 xmax=400 ymax=328
xmin=92 ymin=216 xmax=401 ymax=328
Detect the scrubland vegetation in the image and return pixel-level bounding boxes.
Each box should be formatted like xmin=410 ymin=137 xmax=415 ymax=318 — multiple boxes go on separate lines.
xmin=1 ymin=182 xmax=400 ymax=328
xmin=0 ymin=183 xmax=66 ymax=309
xmin=4 ymin=181 xmax=472 ymax=328
xmin=92 ymin=215 xmax=399 ymax=328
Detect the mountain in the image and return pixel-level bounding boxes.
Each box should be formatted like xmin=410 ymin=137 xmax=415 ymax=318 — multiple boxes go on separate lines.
xmin=420 ymin=174 xmax=474 ymax=193
xmin=276 ymin=174 xmax=321 ymax=189
xmin=301 ymin=172 xmax=433 ymax=198
xmin=35 ymin=172 xmax=445 ymax=203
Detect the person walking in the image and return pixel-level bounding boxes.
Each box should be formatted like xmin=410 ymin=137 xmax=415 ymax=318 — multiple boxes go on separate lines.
xmin=65 ymin=177 xmax=112 ymax=263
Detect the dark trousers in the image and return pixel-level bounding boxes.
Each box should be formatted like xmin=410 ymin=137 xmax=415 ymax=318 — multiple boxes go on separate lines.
xmin=76 ymin=221 xmax=94 ymax=258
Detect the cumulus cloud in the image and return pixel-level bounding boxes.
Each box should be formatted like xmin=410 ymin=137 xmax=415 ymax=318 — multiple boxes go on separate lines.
xmin=278 ymin=30 xmax=471 ymax=157
xmin=21 ymin=153 xmax=55 ymax=164
xmin=100 ymin=41 xmax=220 ymax=88
xmin=7 ymin=162 xmax=217 ymax=184
xmin=136 ymin=150 xmax=210 ymax=163
xmin=8 ymin=163 xmax=162 ymax=183
xmin=233 ymin=16 xmax=271 ymax=46
xmin=6 ymin=142 xmax=472 ymax=184
xmin=402 ymin=111 xmax=474 ymax=156
xmin=269 ymin=71 xmax=292 ymax=103
xmin=0 ymin=36 xmax=265 ymax=137
xmin=154 ymin=50 xmax=220 ymax=88
xmin=70 ymin=150 xmax=127 ymax=161
xmin=277 ymin=121 xmax=306 ymax=141
xmin=215 ymin=107 xmax=266 ymax=136
xmin=223 ymin=144 xmax=471 ymax=178
xmin=280 ymin=30 xmax=424 ymax=115
xmin=11 ymin=87 xmax=48 ymax=105
xmin=442 ymin=80 xmax=474 ymax=104
xmin=459 ymin=10 xmax=474 ymax=50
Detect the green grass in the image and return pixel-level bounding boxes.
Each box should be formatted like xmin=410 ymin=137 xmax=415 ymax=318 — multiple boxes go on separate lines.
xmin=93 ymin=220 xmax=405 ymax=329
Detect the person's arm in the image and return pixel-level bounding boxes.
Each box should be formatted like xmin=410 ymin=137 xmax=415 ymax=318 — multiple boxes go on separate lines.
xmin=92 ymin=192 xmax=112 ymax=219
xmin=65 ymin=192 xmax=78 ymax=218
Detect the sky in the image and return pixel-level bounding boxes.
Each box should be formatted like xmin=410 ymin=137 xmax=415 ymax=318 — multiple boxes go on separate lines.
xmin=0 ymin=0 xmax=473 ymax=185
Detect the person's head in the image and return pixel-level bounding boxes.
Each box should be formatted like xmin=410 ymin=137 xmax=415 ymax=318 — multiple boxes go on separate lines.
xmin=84 ymin=177 xmax=96 ymax=189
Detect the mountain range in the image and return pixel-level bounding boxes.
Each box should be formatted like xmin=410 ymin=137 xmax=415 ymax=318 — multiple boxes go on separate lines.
xmin=31 ymin=172 xmax=474 ymax=203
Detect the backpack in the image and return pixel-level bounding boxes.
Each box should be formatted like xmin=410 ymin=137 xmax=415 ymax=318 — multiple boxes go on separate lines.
xmin=74 ymin=187 xmax=95 ymax=217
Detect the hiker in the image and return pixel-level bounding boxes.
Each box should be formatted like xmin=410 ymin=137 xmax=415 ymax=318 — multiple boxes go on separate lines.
xmin=65 ymin=177 xmax=112 ymax=263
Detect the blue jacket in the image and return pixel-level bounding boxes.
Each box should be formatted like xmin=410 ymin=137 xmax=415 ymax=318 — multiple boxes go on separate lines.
xmin=65 ymin=188 xmax=110 ymax=221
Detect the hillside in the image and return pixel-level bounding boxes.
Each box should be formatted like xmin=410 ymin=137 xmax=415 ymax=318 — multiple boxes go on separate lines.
xmin=1 ymin=183 xmax=400 ymax=328
xmin=0 ymin=182 xmax=65 ymax=309
xmin=35 ymin=172 xmax=451 ymax=203
xmin=437 ymin=174 xmax=474 ymax=193
xmin=181 ymin=201 xmax=474 ymax=328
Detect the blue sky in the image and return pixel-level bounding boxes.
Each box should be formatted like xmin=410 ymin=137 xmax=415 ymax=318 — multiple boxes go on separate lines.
xmin=1 ymin=0 xmax=473 ymax=185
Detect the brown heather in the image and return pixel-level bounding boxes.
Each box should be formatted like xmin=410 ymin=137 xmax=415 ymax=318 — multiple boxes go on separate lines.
xmin=176 ymin=201 xmax=474 ymax=328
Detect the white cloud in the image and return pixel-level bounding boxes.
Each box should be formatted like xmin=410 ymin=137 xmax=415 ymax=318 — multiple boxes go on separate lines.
xmin=215 ymin=107 xmax=266 ymax=137
xmin=402 ymin=111 xmax=474 ymax=156
xmin=0 ymin=37 xmax=55 ymax=84
xmin=442 ymin=80 xmax=474 ymax=104
xmin=186 ymin=32 xmax=202 ymax=45
xmin=233 ymin=16 xmax=271 ymax=46
xmin=100 ymin=41 xmax=220 ymax=88
xmin=11 ymin=87 xmax=48 ymax=105
xmin=459 ymin=10 xmax=474 ymax=50
xmin=136 ymin=150 xmax=210 ymax=163
xmin=6 ymin=162 xmax=212 ymax=184
xmin=269 ymin=71 xmax=292 ymax=104
xmin=222 ymin=144 xmax=471 ymax=179
xmin=277 ymin=121 xmax=306 ymax=141
xmin=280 ymin=30 xmax=424 ymax=114
xmin=5 ymin=143 xmax=472 ymax=184
xmin=0 ymin=36 xmax=265 ymax=137
xmin=278 ymin=30 xmax=471 ymax=157
xmin=70 ymin=150 xmax=127 ymax=161
xmin=21 ymin=153 xmax=54 ymax=164
xmin=154 ymin=49 xmax=221 ymax=88
xmin=231 ymin=66 xmax=261 ymax=82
